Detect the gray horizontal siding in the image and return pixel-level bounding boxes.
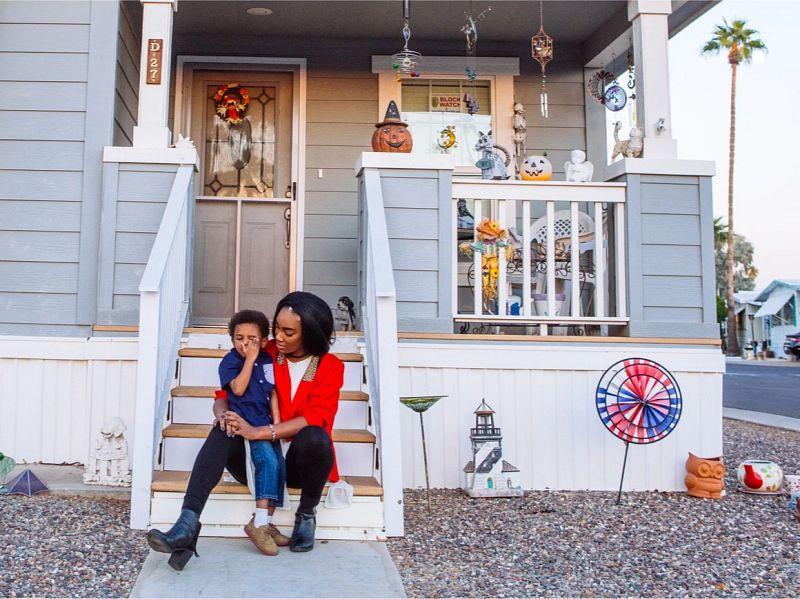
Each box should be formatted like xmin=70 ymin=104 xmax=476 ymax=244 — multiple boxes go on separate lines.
xmin=113 ymin=1 xmax=141 ymax=146
xmin=0 ymin=1 xmax=94 ymax=335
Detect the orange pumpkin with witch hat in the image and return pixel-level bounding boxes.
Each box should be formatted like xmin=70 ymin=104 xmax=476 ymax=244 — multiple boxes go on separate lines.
xmin=371 ymin=100 xmax=413 ymax=153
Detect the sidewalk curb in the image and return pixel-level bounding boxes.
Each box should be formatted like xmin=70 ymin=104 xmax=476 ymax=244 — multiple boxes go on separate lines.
xmin=723 ymin=408 xmax=800 ymax=433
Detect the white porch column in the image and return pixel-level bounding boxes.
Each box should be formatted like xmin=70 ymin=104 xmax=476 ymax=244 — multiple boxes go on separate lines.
xmin=628 ymin=0 xmax=677 ymax=158
xmin=133 ymin=0 xmax=177 ymax=148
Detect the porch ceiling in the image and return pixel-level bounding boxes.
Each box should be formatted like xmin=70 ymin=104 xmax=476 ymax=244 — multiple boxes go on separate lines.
xmin=173 ymin=0 xmax=627 ymax=45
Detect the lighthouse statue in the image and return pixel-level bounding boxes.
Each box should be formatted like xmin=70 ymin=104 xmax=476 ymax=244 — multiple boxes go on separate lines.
xmin=463 ymin=399 xmax=523 ymax=497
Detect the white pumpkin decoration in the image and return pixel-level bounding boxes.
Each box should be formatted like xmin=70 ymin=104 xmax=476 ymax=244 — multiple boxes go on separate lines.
xmin=520 ymin=154 xmax=553 ymax=181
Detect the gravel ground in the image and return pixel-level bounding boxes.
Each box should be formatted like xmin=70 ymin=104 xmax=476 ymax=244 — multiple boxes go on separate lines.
xmin=0 ymin=495 xmax=148 ymax=598
xmin=388 ymin=419 xmax=800 ymax=598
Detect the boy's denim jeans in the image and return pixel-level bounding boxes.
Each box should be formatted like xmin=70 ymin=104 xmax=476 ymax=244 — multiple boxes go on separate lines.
xmin=250 ymin=440 xmax=285 ymax=507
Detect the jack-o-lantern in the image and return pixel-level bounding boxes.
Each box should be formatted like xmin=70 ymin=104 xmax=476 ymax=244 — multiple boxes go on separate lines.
xmin=371 ymin=100 xmax=413 ymax=153
xmin=520 ymin=154 xmax=553 ymax=181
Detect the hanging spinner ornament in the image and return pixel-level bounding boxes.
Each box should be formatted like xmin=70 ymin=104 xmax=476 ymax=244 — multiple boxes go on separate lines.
xmin=530 ymin=0 xmax=553 ymax=118
xmin=392 ymin=2 xmax=421 ymax=80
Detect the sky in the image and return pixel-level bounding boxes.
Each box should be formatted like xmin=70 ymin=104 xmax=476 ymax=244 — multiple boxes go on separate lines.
xmin=668 ymin=0 xmax=799 ymax=292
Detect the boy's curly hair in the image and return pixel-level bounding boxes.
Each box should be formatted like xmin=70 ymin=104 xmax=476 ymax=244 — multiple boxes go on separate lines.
xmin=228 ymin=309 xmax=270 ymax=339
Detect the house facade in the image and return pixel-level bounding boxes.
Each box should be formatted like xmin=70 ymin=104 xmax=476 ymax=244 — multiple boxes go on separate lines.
xmin=753 ymin=280 xmax=800 ymax=358
xmin=0 ymin=0 xmax=723 ymax=539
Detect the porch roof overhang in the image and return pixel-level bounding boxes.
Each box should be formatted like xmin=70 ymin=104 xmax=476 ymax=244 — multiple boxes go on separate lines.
xmin=173 ymin=1 xmax=718 ymax=66
xmin=753 ymin=291 xmax=795 ymax=319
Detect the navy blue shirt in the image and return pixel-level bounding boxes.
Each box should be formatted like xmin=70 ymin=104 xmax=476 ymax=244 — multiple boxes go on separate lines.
xmin=218 ymin=349 xmax=275 ymax=427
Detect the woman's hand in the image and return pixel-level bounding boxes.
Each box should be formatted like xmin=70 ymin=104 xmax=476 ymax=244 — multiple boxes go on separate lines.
xmin=224 ymin=411 xmax=258 ymax=440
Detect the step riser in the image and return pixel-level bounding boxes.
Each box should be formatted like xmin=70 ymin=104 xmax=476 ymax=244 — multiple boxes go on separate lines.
xmin=185 ymin=334 xmax=362 ymax=355
xmin=179 ymin=357 xmax=363 ymax=390
xmin=161 ymin=438 xmax=375 ymax=477
xmin=151 ymin=494 xmax=384 ymax=539
xmin=171 ymin=396 xmax=368 ymax=429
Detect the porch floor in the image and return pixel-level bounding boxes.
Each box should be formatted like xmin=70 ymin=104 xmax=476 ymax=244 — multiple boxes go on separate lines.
xmin=130 ymin=538 xmax=406 ymax=598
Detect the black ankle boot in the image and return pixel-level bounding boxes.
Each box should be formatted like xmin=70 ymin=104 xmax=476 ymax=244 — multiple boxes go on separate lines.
xmin=147 ymin=508 xmax=202 ymax=569
xmin=289 ymin=510 xmax=316 ymax=552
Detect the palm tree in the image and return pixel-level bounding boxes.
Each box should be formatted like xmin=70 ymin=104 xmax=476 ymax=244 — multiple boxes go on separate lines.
xmin=702 ymin=19 xmax=766 ymax=355
xmin=712 ymin=216 xmax=727 ymax=252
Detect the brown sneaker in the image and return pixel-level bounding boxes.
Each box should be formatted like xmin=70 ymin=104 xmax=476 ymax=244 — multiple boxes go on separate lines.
xmin=268 ymin=524 xmax=290 ymax=547
xmin=244 ymin=516 xmax=278 ymax=556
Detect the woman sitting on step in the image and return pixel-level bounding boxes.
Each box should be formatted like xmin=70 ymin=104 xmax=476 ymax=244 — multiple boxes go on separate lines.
xmin=147 ymin=291 xmax=344 ymax=568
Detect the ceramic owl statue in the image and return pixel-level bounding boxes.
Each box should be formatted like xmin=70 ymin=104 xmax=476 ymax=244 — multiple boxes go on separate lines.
xmin=685 ymin=452 xmax=725 ymax=499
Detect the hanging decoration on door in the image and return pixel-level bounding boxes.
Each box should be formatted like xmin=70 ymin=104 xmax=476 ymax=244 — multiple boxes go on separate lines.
xmin=595 ymin=358 xmax=683 ymax=504
xmin=391 ymin=0 xmax=421 ymax=79
xmin=213 ymin=83 xmax=251 ymax=125
xmin=530 ymin=0 xmax=554 ymax=118
xmin=461 ymin=5 xmax=491 ymax=115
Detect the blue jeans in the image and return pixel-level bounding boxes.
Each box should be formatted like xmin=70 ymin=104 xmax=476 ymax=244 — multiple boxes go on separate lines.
xmin=250 ymin=440 xmax=285 ymax=507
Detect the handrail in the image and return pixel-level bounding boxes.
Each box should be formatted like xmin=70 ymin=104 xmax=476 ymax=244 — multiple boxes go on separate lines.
xmin=359 ymin=167 xmax=403 ymax=536
xmin=130 ymin=163 xmax=195 ymax=529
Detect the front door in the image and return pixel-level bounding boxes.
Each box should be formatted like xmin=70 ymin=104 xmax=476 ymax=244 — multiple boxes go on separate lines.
xmin=190 ymin=71 xmax=294 ymax=324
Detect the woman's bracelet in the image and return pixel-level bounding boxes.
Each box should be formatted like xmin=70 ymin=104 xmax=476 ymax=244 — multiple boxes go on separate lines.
xmin=268 ymin=423 xmax=276 ymax=441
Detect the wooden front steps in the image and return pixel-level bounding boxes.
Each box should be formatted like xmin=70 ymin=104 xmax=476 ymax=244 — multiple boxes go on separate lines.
xmin=171 ymin=386 xmax=369 ymax=402
xmin=151 ymin=470 xmax=383 ymax=497
xmin=178 ymin=347 xmax=364 ymax=362
xmin=162 ymin=423 xmax=376 ymax=444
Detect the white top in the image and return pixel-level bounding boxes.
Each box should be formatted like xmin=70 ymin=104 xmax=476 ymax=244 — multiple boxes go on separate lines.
xmin=287 ymin=356 xmax=312 ymax=401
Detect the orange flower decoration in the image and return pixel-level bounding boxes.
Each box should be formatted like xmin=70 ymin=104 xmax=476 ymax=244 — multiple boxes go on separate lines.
xmin=213 ymin=83 xmax=250 ymax=125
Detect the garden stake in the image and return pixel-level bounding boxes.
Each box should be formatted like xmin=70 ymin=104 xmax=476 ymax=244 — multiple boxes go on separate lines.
xmin=399 ymin=395 xmax=446 ymax=514
xmin=616 ymin=441 xmax=630 ymax=505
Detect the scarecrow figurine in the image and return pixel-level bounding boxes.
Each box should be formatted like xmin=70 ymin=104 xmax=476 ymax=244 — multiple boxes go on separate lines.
xmin=459 ymin=218 xmax=513 ymax=308
xmin=371 ymin=100 xmax=413 ymax=153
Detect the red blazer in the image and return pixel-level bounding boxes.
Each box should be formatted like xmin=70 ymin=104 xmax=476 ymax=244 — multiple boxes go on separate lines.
xmin=266 ymin=340 xmax=344 ymax=482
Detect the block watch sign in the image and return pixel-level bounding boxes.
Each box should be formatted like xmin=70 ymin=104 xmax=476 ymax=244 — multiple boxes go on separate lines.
xmin=146 ymin=39 xmax=163 ymax=84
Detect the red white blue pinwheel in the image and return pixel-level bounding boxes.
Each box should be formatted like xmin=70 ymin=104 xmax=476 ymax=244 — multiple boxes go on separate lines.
xmin=595 ymin=358 xmax=683 ymax=502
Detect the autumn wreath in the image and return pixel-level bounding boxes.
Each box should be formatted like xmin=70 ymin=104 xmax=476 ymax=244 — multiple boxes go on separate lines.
xmin=213 ymin=83 xmax=250 ymax=125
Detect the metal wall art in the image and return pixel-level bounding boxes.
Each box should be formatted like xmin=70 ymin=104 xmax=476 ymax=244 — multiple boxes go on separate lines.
xmin=530 ymin=0 xmax=553 ymax=118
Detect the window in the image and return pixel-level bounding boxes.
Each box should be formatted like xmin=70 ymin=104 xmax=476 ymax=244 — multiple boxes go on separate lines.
xmin=770 ymin=295 xmax=797 ymax=327
xmin=401 ymin=78 xmax=492 ymax=168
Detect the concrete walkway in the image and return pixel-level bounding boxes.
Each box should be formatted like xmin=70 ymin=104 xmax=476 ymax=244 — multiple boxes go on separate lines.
xmin=724 ymin=407 xmax=800 ymax=433
xmin=130 ymin=537 xmax=406 ymax=598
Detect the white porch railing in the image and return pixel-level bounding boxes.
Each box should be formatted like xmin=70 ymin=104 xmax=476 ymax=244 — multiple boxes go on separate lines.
xmin=130 ymin=164 xmax=195 ymax=529
xmin=359 ymin=168 xmax=404 ymax=536
xmin=453 ymin=179 xmax=628 ymax=335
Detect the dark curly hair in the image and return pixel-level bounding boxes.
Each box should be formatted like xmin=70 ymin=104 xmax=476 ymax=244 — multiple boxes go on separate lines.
xmin=228 ymin=309 xmax=270 ymax=339
xmin=273 ymin=292 xmax=335 ymax=356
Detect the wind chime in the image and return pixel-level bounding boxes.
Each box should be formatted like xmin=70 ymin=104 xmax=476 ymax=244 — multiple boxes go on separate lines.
xmin=626 ymin=42 xmax=638 ymax=127
xmin=530 ymin=0 xmax=553 ymax=118
xmin=391 ymin=0 xmax=421 ymax=80
xmin=461 ymin=5 xmax=491 ymax=115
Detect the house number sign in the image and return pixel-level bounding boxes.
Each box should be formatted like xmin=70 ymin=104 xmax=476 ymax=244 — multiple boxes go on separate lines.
xmin=146 ymin=38 xmax=163 ymax=85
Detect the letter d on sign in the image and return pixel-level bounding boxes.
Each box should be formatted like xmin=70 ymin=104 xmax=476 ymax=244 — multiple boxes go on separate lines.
xmin=146 ymin=38 xmax=163 ymax=85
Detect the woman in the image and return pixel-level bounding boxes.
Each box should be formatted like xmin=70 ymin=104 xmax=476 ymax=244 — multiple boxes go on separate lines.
xmin=147 ymin=291 xmax=343 ymax=568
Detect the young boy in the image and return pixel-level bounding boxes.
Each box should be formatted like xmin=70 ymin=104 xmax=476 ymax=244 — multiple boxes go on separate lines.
xmin=215 ymin=309 xmax=288 ymax=556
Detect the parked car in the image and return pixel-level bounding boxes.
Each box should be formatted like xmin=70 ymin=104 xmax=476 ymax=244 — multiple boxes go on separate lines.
xmin=784 ymin=332 xmax=800 ymax=360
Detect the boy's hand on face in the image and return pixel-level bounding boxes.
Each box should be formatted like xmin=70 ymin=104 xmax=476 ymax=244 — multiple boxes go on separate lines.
xmin=242 ymin=339 xmax=260 ymax=362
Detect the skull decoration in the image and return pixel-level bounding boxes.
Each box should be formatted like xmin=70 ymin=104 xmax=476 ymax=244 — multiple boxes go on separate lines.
xmin=371 ymin=100 xmax=413 ymax=153
xmin=520 ymin=154 xmax=553 ymax=181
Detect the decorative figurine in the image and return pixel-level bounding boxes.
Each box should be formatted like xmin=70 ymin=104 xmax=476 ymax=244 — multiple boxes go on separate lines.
xmin=564 ymin=149 xmax=594 ymax=182
xmin=372 ymin=100 xmax=413 ymax=153
xmin=459 ymin=219 xmax=513 ymax=306
xmin=334 ymin=296 xmax=356 ymax=331
xmin=0 ymin=452 xmax=14 ymax=487
xmin=463 ymin=400 xmax=523 ymax=498
xmin=611 ymin=121 xmax=643 ymax=160
xmin=737 ymin=460 xmax=784 ymax=494
xmin=437 ymin=125 xmax=458 ymax=153
xmin=512 ymin=102 xmax=527 ymax=167
xmin=463 ymin=93 xmax=480 ymax=115
xmin=4 ymin=468 xmax=48 ymax=496
xmin=685 ymin=453 xmax=725 ymax=499
xmin=785 ymin=474 xmax=800 ymax=512
xmin=474 ymin=131 xmax=510 ymax=180
xmin=520 ymin=153 xmax=553 ymax=181
xmin=456 ymin=198 xmax=474 ymax=229
xmin=83 ymin=417 xmax=131 ymax=487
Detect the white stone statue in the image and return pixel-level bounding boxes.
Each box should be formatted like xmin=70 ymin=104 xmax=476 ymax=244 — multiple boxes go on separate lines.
xmin=611 ymin=121 xmax=644 ymax=160
xmin=83 ymin=417 xmax=131 ymax=487
xmin=564 ymin=149 xmax=594 ymax=182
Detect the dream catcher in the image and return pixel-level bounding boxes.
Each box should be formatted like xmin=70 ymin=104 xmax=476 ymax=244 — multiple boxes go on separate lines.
xmin=587 ymin=63 xmax=627 ymax=112
xmin=530 ymin=0 xmax=553 ymax=118
xmin=392 ymin=0 xmax=421 ymax=80
xmin=461 ymin=5 xmax=491 ymax=115
xmin=596 ymin=358 xmax=683 ymax=504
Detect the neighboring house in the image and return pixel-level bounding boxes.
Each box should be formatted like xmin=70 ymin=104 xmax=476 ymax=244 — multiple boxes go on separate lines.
xmin=753 ymin=280 xmax=800 ymax=358
xmin=734 ymin=291 xmax=765 ymax=351
xmin=0 ymin=1 xmax=722 ymax=539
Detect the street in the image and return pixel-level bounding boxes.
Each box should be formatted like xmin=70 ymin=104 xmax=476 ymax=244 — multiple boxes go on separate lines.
xmin=724 ymin=360 xmax=800 ymax=418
